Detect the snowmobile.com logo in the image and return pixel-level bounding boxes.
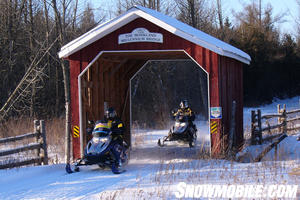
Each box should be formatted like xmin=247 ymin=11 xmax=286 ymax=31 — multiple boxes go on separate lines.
xmin=175 ymin=182 xmax=298 ymax=199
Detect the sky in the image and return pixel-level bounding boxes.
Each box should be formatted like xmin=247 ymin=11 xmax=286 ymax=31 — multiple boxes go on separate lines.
xmin=79 ymin=0 xmax=299 ymax=36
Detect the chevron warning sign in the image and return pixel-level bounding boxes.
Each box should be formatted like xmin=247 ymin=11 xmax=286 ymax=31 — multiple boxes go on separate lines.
xmin=210 ymin=121 xmax=218 ymax=134
xmin=73 ymin=126 xmax=80 ymax=138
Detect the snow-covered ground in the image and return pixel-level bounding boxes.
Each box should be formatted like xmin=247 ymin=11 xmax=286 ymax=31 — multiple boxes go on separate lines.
xmin=0 ymin=97 xmax=299 ymax=199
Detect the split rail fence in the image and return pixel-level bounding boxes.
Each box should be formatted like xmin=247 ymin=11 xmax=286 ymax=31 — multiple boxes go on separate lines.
xmin=0 ymin=120 xmax=48 ymax=169
xmin=251 ymin=104 xmax=300 ymax=161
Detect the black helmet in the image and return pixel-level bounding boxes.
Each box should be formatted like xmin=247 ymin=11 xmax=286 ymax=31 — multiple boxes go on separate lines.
xmin=105 ymin=107 xmax=117 ymax=120
xmin=180 ymin=100 xmax=189 ymax=109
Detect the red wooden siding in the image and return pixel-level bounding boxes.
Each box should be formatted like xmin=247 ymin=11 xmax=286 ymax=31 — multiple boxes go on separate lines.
xmin=219 ymin=56 xmax=244 ymax=151
xmin=67 ymin=17 xmax=242 ymax=159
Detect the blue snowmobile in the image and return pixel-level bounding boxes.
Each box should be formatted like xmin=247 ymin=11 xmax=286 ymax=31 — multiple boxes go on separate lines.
xmin=66 ymin=121 xmax=129 ymax=174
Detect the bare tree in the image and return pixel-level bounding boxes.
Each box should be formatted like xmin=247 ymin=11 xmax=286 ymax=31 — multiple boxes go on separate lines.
xmin=296 ymin=0 xmax=300 ymax=48
xmin=116 ymin=0 xmax=165 ymax=14
xmin=51 ymin=0 xmax=72 ymax=164
xmin=175 ymin=0 xmax=217 ymax=35
xmin=216 ymin=0 xmax=224 ymax=39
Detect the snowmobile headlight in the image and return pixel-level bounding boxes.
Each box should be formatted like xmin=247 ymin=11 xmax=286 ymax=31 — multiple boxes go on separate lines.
xmin=92 ymin=137 xmax=100 ymax=143
xmin=180 ymin=122 xmax=187 ymax=127
xmin=99 ymin=137 xmax=108 ymax=143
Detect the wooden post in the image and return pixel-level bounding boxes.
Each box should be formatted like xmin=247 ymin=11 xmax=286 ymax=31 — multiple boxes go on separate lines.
xmin=34 ymin=120 xmax=41 ymax=165
xmin=257 ymin=109 xmax=262 ymax=144
xmin=277 ymin=104 xmax=282 ymax=133
xmin=228 ymin=101 xmax=236 ymax=158
xmin=40 ymin=120 xmax=48 ymax=165
xmin=282 ymin=105 xmax=287 ymax=134
xmin=251 ymin=110 xmax=256 ymax=145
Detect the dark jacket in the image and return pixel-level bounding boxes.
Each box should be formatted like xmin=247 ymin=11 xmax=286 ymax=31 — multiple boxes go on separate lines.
xmin=101 ymin=117 xmax=125 ymax=140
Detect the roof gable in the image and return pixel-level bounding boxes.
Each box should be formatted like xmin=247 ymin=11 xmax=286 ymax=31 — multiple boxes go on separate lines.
xmin=58 ymin=6 xmax=251 ymax=64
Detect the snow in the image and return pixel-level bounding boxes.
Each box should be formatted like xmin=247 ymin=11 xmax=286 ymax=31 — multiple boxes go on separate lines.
xmin=0 ymin=97 xmax=299 ymax=199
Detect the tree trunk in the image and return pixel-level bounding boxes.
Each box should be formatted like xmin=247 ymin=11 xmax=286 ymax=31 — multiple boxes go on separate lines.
xmin=51 ymin=0 xmax=71 ymax=164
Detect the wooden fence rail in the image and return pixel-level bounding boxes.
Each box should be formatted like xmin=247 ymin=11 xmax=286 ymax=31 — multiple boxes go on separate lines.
xmin=0 ymin=120 xmax=48 ymax=169
xmin=251 ymin=104 xmax=300 ymax=145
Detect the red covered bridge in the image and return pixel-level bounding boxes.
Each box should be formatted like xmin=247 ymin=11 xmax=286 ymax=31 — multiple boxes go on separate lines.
xmin=58 ymin=6 xmax=251 ymax=159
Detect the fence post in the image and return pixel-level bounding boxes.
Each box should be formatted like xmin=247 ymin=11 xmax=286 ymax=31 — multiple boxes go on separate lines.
xmin=274 ymin=144 xmax=278 ymax=161
xmin=282 ymin=105 xmax=287 ymax=134
xmin=40 ymin=120 xmax=48 ymax=165
xmin=257 ymin=109 xmax=262 ymax=144
xmin=251 ymin=110 xmax=256 ymax=145
xmin=277 ymin=104 xmax=282 ymax=133
xmin=34 ymin=120 xmax=41 ymax=165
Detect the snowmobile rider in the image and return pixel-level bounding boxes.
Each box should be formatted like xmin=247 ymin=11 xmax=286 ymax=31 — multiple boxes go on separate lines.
xmin=173 ymin=100 xmax=195 ymax=125
xmin=103 ymin=107 xmax=125 ymax=166
xmin=104 ymin=107 xmax=125 ymax=138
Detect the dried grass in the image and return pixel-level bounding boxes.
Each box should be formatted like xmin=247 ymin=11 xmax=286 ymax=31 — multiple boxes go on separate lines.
xmin=0 ymin=117 xmax=65 ymax=164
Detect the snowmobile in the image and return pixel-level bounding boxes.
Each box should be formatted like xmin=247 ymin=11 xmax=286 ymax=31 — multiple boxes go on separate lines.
xmin=66 ymin=121 xmax=129 ymax=174
xmin=158 ymin=115 xmax=197 ymax=147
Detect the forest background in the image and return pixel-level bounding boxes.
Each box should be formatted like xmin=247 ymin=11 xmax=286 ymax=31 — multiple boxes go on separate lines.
xmin=0 ymin=0 xmax=300 ymax=124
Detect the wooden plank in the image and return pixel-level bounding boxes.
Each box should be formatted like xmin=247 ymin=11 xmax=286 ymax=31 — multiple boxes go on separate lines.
xmin=261 ymin=122 xmax=285 ymax=132
xmin=110 ymin=66 xmax=116 ymax=107
xmin=34 ymin=120 xmax=41 ymax=161
xmin=115 ymin=63 xmax=122 ymax=113
xmin=257 ymin=110 xmax=262 ymax=144
xmin=0 ymin=143 xmax=42 ymax=157
xmin=287 ymin=117 xmax=300 ymax=123
xmin=104 ymin=71 xmax=109 ymax=104
xmin=40 ymin=120 xmax=48 ymax=165
xmin=99 ymin=61 xmax=104 ymax=117
xmin=0 ymin=132 xmax=39 ymax=144
xmin=94 ymin=62 xmax=100 ymax=120
xmin=286 ymin=109 xmax=300 ymax=115
xmin=255 ymin=134 xmax=287 ymax=162
xmin=287 ymin=126 xmax=300 ymax=131
xmin=109 ymin=59 xmax=128 ymax=77
xmin=261 ymin=114 xmax=282 ymax=120
xmin=0 ymin=157 xmax=43 ymax=169
xmin=251 ymin=110 xmax=256 ymax=145
xmin=262 ymin=133 xmax=285 ymax=142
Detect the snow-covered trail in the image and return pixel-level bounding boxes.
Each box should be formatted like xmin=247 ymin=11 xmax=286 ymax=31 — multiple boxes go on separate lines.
xmin=0 ymin=132 xmax=299 ymax=199
xmin=0 ymin=125 xmax=207 ymax=200
xmin=0 ymin=97 xmax=300 ymax=200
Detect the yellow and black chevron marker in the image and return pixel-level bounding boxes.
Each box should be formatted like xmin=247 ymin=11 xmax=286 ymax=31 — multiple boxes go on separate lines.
xmin=73 ymin=126 xmax=80 ymax=138
xmin=210 ymin=121 xmax=218 ymax=134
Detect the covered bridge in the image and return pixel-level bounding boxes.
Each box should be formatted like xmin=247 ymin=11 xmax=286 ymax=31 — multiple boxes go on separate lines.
xmin=58 ymin=6 xmax=251 ymax=159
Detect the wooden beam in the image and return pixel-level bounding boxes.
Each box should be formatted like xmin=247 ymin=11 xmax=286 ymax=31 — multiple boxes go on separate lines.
xmin=0 ymin=158 xmax=43 ymax=169
xmin=109 ymin=59 xmax=128 ymax=77
xmin=0 ymin=132 xmax=40 ymax=144
xmin=0 ymin=143 xmax=42 ymax=157
xmin=100 ymin=57 xmax=123 ymax=63
xmin=121 ymin=60 xmax=147 ymax=80
xmin=254 ymin=134 xmax=287 ymax=162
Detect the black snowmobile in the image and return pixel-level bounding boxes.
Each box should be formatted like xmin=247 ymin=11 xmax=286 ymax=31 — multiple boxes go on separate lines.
xmin=158 ymin=115 xmax=197 ymax=147
xmin=66 ymin=121 xmax=129 ymax=174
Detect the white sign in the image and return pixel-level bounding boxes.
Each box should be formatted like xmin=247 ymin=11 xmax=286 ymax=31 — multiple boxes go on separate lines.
xmin=118 ymin=28 xmax=163 ymax=44
xmin=210 ymin=107 xmax=222 ymax=119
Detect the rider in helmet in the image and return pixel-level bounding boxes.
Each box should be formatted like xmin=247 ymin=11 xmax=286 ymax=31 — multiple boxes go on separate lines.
xmin=104 ymin=107 xmax=125 ymax=141
xmin=173 ymin=100 xmax=195 ymax=122
xmin=103 ymin=107 xmax=125 ymax=167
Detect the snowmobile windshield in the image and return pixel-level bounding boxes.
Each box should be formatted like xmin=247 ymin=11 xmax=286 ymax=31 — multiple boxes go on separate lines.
xmin=92 ymin=122 xmax=111 ymax=137
xmin=175 ymin=115 xmax=189 ymax=122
